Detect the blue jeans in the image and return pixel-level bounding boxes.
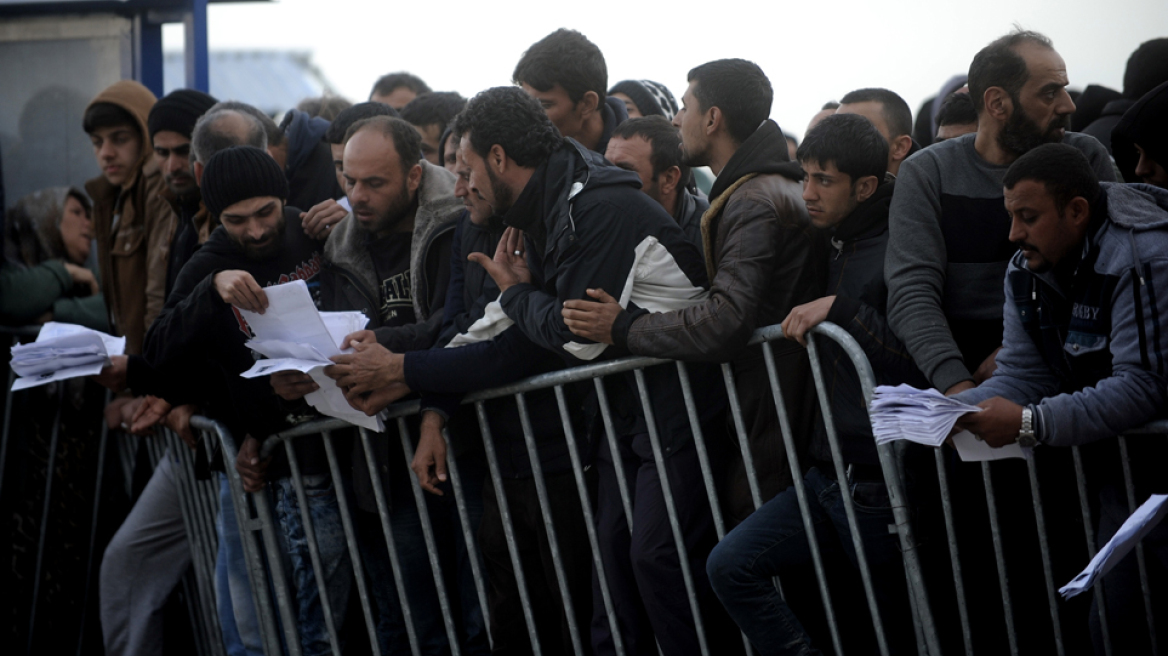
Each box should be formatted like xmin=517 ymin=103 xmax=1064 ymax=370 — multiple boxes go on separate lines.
xmin=272 ymin=473 xmax=353 ymax=656
xmin=217 ymin=473 xmax=263 ymax=656
xmin=706 ymin=467 xmax=913 ymax=656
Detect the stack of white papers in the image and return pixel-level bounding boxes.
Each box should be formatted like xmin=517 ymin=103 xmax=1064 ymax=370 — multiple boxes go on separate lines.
xmin=1060 ymin=494 xmax=1168 ymax=599
xmin=869 ymin=384 xmax=1029 ymax=462
xmin=235 ymin=280 xmax=382 ymax=431
xmin=10 ymin=322 xmax=125 ymax=390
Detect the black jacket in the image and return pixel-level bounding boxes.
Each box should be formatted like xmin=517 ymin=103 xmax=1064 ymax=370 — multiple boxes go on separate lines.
xmin=281 ymin=110 xmax=344 ymax=212
xmin=810 ymin=182 xmax=927 ymax=466
xmin=1112 ymin=80 xmax=1168 ymax=185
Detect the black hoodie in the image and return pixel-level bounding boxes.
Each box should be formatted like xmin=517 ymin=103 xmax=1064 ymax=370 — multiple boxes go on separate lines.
xmin=1112 ymin=80 xmax=1168 ymax=184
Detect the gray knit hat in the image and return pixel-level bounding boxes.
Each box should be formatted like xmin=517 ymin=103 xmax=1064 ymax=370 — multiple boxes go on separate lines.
xmin=608 ymin=80 xmax=679 ymax=120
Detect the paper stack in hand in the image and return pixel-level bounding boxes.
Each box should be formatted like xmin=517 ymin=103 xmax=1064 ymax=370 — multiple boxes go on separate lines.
xmin=1060 ymin=494 xmax=1168 ymax=599
xmin=235 ymin=280 xmax=382 ymax=431
xmin=10 ymin=322 xmax=126 ymax=391
xmin=869 ymin=384 xmax=1029 ymax=462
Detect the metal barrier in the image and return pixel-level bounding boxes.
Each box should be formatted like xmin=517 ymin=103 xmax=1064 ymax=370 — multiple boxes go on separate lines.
xmin=1 ymin=326 xmax=225 ymax=656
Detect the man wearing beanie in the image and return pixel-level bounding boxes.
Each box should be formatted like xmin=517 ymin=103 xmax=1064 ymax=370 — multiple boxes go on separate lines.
xmin=140 ymin=145 xmax=344 ymax=656
xmin=83 ymin=80 xmax=177 ymax=356
xmin=148 ymin=88 xmax=219 ymax=294
xmin=608 ymin=80 xmax=680 ymax=120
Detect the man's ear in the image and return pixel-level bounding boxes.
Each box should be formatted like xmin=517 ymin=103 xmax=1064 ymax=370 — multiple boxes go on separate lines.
xmin=194 ymin=161 xmax=204 ymax=186
xmin=706 ymin=106 xmax=723 ymax=137
xmin=578 ymin=90 xmax=600 ymax=117
xmin=488 ymin=144 xmax=508 ymax=175
xmin=1066 ymin=196 xmax=1092 ymax=229
xmin=407 ymin=163 xmax=423 ymax=192
xmin=890 ymin=134 xmax=914 ymax=164
xmin=659 ymin=165 xmax=683 ymax=198
xmin=984 ymin=87 xmax=1013 ymax=122
xmin=854 ymin=175 xmax=880 ymax=203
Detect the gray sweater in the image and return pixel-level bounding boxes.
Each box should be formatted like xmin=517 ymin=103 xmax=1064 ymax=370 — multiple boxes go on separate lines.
xmin=884 ymin=132 xmax=1115 ymax=392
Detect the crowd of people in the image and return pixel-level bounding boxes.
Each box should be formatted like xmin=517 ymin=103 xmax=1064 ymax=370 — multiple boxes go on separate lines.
xmin=2 ymin=23 xmax=1168 ymax=656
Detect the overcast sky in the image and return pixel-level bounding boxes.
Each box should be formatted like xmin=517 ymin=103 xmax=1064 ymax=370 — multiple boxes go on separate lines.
xmin=165 ymin=0 xmax=1168 ymax=139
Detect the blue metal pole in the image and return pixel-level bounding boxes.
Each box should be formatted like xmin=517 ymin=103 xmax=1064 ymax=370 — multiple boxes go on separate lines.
xmin=138 ymin=19 xmax=164 ymax=97
xmin=185 ymin=0 xmax=210 ymax=92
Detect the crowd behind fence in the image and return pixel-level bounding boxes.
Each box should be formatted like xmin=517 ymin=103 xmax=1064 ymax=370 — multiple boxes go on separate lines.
xmin=3 ymin=321 xmax=1165 ymax=655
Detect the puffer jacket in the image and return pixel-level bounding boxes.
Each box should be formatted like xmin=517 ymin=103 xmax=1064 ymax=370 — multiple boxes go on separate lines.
xmin=84 ymin=81 xmax=176 ymax=354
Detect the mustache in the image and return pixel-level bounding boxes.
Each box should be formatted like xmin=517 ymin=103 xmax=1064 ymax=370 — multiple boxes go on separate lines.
xmin=1014 ymin=240 xmax=1039 ymax=252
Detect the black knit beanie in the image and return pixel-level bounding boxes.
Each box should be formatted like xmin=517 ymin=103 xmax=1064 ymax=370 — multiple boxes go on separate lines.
xmin=148 ymin=89 xmax=218 ymax=139
xmin=201 ymin=146 xmax=289 ymax=217
xmin=608 ymin=80 xmax=679 ymax=120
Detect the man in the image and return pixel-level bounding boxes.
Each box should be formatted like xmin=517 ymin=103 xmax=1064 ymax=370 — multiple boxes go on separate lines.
xmin=400 ymin=91 xmax=467 ymax=166
xmin=1111 ymin=80 xmax=1168 ymax=189
xmin=951 ymin=143 xmax=1168 ymax=655
xmin=934 ymin=91 xmax=978 ymax=143
xmin=805 ymin=101 xmax=839 ymax=133
xmin=1081 ymin=38 xmax=1168 ymax=154
xmin=604 ymin=116 xmax=707 ymax=248
xmin=563 ymin=58 xmax=823 ymax=525
xmin=278 ymin=108 xmax=345 ymax=216
xmin=608 ymin=79 xmax=679 ymax=120
xmin=322 ymin=101 xmax=399 ymax=211
xmin=369 ymin=71 xmax=432 ymax=110
xmin=707 ymin=113 xmax=922 ymax=655
xmin=836 ymin=87 xmax=915 ymax=178
xmin=513 ymin=28 xmax=627 ymax=154
xmin=83 ymin=80 xmax=176 ymax=355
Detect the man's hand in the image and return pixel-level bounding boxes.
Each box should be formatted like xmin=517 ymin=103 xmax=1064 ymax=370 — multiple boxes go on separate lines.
xmin=129 ymin=395 xmax=171 ymax=435
xmin=562 ymin=288 xmax=621 ymax=345
xmin=412 ymin=412 xmax=449 ymax=496
xmin=301 ymin=199 xmax=348 ymax=240
xmin=954 ymin=396 xmax=1023 ymax=448
xmin=105 ymin=396 xmax=140 ymax=430
xmin=236 ymin=435 xmax=271 ymax=492
xmin=340 ymin=330 xmax=379 ymax=349
xmin=945 ymin=380 xmax=976 ymax=396
xmin=271 ymin=371 xmax=319 ymax=400
xmin=466 ymin=227 xmax=530 ymax=293
xmin=63 ymin=262 xmax=100 ymax=296
xmin=214 ymin=270 xmax=269 ymax=314
xmin=781 ymin=296 xmax=837 ymax=347
xmin=165 ymin=404 xmax=200 ymax=450
xmin=94 ymin=355 xmax=129 ymax=392
xmin=344 ymin=383 xmax=411 ymax=416
xmin=326 ymin=344 xmax=403 ymax=395
xmin=973 ymin=346 xmax=1003 ymax=384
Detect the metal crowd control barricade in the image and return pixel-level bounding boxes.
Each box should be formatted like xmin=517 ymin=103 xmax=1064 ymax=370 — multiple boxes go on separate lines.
xmin=199 ymin=322 xmax=1163 ymax=656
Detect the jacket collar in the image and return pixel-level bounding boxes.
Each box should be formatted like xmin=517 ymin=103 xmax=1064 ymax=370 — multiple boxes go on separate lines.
xmin=709 ymin=119 xmax=804 ymax=199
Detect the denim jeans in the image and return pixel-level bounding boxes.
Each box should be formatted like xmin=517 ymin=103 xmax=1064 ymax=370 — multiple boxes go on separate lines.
xmin=272 ymin=473 xmax=353 ymax=656
xmin=706 ymin=467 xmax=913 ymax=656
xmin=217 ymin=473 xmax=263 ymax=656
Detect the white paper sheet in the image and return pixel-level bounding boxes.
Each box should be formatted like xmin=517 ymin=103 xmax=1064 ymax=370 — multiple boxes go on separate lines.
xmin=10 ymin=322 xmax=126 ymax=390
xmin=950 ymin=430 xmax=1030 ymax=461
xmin=1059 ymin=494 xmax=1168 ymax=599
xmin=869 ymin=384 xmax=983 ymax=447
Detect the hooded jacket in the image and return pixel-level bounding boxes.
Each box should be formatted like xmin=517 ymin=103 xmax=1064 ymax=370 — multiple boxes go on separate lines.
xmin=497 ymin=138 xmax=723 ymax=454
xmin=281 ymin=109 xmax=345 ymax=212
xmin=161 ymin=187 xmax=215 ymax=297
xmin=593 ymin=95 xmax=629 ymax=155
xmin=673 ymin=188 xmax=708 ymax=250
xmin=320 ymin=160 xmax=462 ymax=350
xmin=84 ymin=81 xmax=177 ymax=354
xmin=955 ymin=183 xmax=1168 ymax=448
xmin=1112 ymin=80 xmax=1168 ymax=185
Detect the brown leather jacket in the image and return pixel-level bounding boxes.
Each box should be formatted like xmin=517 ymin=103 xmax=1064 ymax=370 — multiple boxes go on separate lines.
xmin=84 ymin=81 xmax=176 ymax=354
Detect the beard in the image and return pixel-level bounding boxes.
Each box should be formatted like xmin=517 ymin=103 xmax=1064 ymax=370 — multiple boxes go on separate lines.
xmin=998 ymin=104 xmax=1071 ymax=157
xmin=237 ymin=214 xmax=286 ymax=259
xmin=485 ymin=166 xmax=515 ymax=215
xmin=354 ymin=178 xmax=414 ymax=236
xmin=678 ymin=138 xmax=709 ymax=169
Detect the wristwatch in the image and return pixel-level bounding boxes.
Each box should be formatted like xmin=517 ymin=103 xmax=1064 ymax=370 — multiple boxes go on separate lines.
xmin=1018 ymin=407 xmax=1037 ymax=448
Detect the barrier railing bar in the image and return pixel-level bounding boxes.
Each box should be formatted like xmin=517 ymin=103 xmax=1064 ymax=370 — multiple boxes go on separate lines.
xmin=554 ymin=384 xmax=626 ymax=656
xmin=1072 ymin=445 xmax=1113 ymax=656
xmin=168 ymin=436 xmax=225 ymax=656
xmin=981 ymin=462 xmax=1019 ymax=656
xmin=1025 ymin=454 xmax=1065 ymax=656
xmin=441 ymin=427 xmax=494 ymax=650
xmin=282 ymin=439 xmax=344 ymax=654
xmin=633 ymin=368 xmax=710 ymax=656
xmin=933 ymin=447 xmax=974 ymax=656
xmin=594 ymin=378 xmax=635 ymax=532
xmin=250 ymin=467 xmax=306 ymax=656
xmin=321 ymin=429 xmax=381 ymax=655
xmin=179 ymin=573 xmax=210 ymax=656
xmin=357 ymin=425 xmax=421 ymax=656
xmin=396 ymin=417 xmax=465 ymax=656
xmin=516 ymin=391 xmax=586 ymax=656
xmin=0 ymin=334 xmax=21 ymax=496
xmin=27 ymin=390 xmax=65 ymax=653
xmin=1117 ymin=435 xmax=1159 ymax=654
xmin=720 ymin=363 xmax=763 ymax=511
xmin=475 ymin=400 xmax=544 ymax=656
xmin=760 ymin=341 xmax=845 ymax=656
xmin=75 ymin=388 xmax=113 ymax=656
xmin=804 ymin=336 xmax=891 ymax=656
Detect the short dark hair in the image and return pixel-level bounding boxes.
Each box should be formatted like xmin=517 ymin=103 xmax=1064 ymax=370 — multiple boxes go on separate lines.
xmin=452 ymin=86 xmax=563 ymax=168
xmin=839 ymin=87 xmax=913 ymax=138
xmin=968 ymin=29 xmax=1055 ymax=115
xmin=325 ymin=102 xmax=399 ymax=145
xmin=1123 ymin=38 xmax=1168 ymax=100
xmin=400 ymin=92 xmax=467 ymax=134
xmin=296 ymin=95 xmax=352 ymax=122
xmin=211 ymin=101 xmax=284 ymax=148
xmin=369 ymin=72 xmax=431 ymax=101
xmin=612 ymin=116 xmax=690 ymax=181
xmin=686 ymin=59 xmax=773 ymax=144
xmin=821 ymin=101 xmax=840 ymax=111
xmin=344 ymin=116 xmax=423 ymax=175
xmin=797 ymin=113 xmax=888 ymax=184
xmin=83 ymin=102 xmax=137 ymax=135
xmin=936 ymin=92 xmax=978 ymax=127
xmin=513 ymin=28 xmax=607 ymax=105
xmin=1003 ymin=142 xmax=1100 ymax=212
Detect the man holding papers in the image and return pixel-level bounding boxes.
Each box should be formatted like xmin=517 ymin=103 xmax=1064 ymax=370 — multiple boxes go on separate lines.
xmin=950 ymin=144 xmax=1168 ymax=654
